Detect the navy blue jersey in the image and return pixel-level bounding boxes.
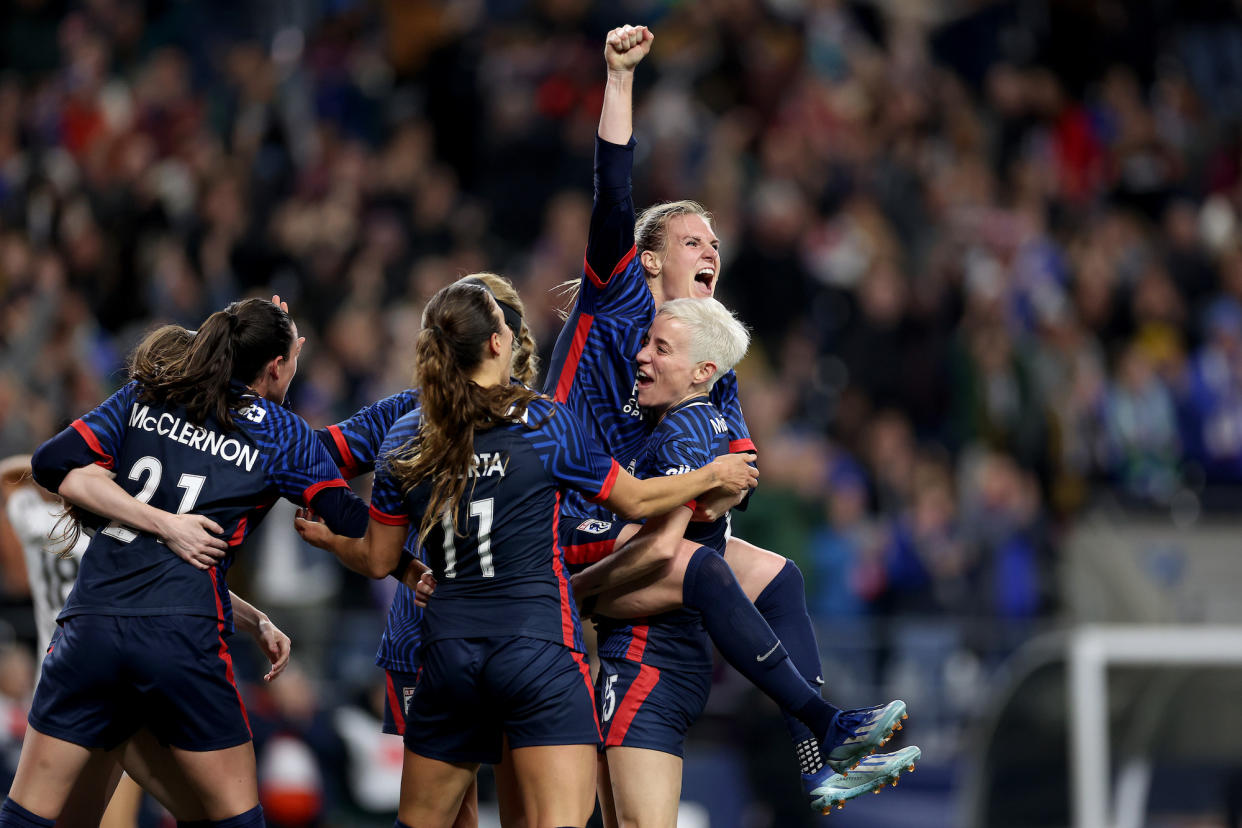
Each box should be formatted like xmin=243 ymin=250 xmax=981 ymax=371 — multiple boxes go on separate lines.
xmin=543 ymin=137 xmax=753 ymax=524
xmin=321 ymin=389 xmax=421 ymax=478
xmin=369 ymin=398 xmax=620 ymax=653
xmin=596 ymin=397 xmax=732 ymax=671
xmin=55 ymin=382 xmax=349 ymax=630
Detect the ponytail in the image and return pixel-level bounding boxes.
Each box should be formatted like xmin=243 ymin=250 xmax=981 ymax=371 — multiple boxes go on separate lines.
xmin=140 ymin=298 xmax=294 ymax=429
xmin=387 ymin=282 xmax=541 ymax=545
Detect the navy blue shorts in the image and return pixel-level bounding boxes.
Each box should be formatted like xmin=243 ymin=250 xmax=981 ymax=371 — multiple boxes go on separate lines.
xmin=596 ymin=656 xmax=711 ymax=759
xmin=405 ymin=636 xmax=600 ymax=764
xmin=382 ymin=668 xmax=419 ymax=736
xmin=30 ymin=615 xmax=251 ymax=751
xmin=559 ymin=516 xmax=624 ymax=573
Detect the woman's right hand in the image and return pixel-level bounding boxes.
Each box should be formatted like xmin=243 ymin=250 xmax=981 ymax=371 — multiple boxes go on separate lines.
xmin=158 ymin=513 xmax=228 ymax=570
xmin=604 ymin=24 xmax=654 ymax=73
xmin=294 ymin=508 xmax=337 ymax=551
xmin=707 ymin=452 xmax=759 ymax=495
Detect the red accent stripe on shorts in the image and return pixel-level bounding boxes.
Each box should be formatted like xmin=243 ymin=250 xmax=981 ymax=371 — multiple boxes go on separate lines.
xmin=553 ymin=313 xmax=595 ymax=403
xmin=625 ymin=624 xmax=649 ymax=661
xmin=563 ymin=539 xmax=615 ymax=566
xmin=606 ymin=664 xmax=660 ymax=747
xmin=209 ymin=568 xmax=251 ymax=735
xmin=71 ymin=419 xmax=114 ymax=469
xmin=303 ymin=478 xmax=348 ymax=504
xmin=729 ymin=438 xmax=755 ymax=453
xmin=572 ymin=651 xmax=602 ymax=740
xmin=369 ymin=505 xmax=410 ymax=526
xmin=385 ymin=671 xmax=406 ymax=736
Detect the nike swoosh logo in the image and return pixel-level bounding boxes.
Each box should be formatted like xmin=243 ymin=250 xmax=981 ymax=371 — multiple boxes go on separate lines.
xmin=756 ymin=642 xmax=781 ymax=662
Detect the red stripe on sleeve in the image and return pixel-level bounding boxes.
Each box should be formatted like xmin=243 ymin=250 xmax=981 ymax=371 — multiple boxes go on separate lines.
xmin=589 ymin=459 xmax=621 ymax=504
xmin=71 ymin=419 xmax=114 ymax=469
xmin=385 ymin=671 xmax=406 ymax=735
xmin=327 ymin=425 xmax=365 ymax=477
xmin=729 ymin=439 xmax=755 ymax=453
xmin=303 ymin=478 xmax=348 ymax=504
xmin=368 ymin=505 xmax=409 ymax=526
xmin=584 ymin=245 xmax=638 ymax=290
xmin=606 ymin=664 xmax=660 ymax=747
xmin=553 ymin=313 xmax=595 ymax=402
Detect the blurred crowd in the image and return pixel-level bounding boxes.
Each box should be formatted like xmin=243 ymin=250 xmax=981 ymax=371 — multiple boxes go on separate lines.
xmin=5 ymin=0 xmax=1242 ymax=821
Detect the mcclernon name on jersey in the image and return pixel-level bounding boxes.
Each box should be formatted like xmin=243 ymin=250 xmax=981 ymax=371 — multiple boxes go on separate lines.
xmin=128 ymin=404 xmax=261 ymax=472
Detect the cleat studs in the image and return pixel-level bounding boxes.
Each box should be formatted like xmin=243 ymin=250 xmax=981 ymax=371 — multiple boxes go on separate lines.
xmin=908 ymin=763 xmax=916 ymax=771
xmin=901 ymin=713 xmax=908 ymax=720
xmin=821 ymin=808 xmax=830 ymax=816
xmin=873 ymin=789 xmax=881 ymax=794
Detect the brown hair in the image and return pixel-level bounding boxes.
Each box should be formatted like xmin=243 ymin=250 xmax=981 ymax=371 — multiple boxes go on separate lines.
xmin=557 ymin=200 xmax=715 ymax=312
xmin=52 ymin=323 xmax=200 ymax=554
xmin=128 ymin=324 xmax=195 ymax=387
xmin=139 ymin=298 xmax=294 ymax=429
xmin=456 ymin=272 xmax=539 ymax=386
xmin=388 ymin=282 xmax=541 ymax=544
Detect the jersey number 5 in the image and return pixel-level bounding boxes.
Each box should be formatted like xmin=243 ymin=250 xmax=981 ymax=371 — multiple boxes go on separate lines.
xmin=101 ymin=456 xmax=206 ymax=543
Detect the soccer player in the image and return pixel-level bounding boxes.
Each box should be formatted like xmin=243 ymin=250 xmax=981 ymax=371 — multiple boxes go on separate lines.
xmin=4 ymin=298 xmax=371 ymax=828
xmin=315 ymin=272 xmax=535 ymax=828
xmin=545 ymin=24 xmax=915 ymax=812
xmin=3 ymin=323 xmax=300 ymax=827
xmin=294 ymin=281 xmax=758 ymax=828
xmin=590 ymin=297 xmax=756 ymax=827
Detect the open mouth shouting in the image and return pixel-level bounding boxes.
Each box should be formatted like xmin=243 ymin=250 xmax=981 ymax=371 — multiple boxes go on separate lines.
xmin=693 ymin=267 xmax=716 ymax=297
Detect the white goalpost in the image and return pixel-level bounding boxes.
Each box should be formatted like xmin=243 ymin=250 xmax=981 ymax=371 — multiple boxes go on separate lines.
xmin=1067 ymin=624 xmax=1242 ymax=828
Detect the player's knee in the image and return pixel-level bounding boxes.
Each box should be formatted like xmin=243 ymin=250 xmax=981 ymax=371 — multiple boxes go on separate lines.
xmin=780 ymin=558 xmax=805 ymax=590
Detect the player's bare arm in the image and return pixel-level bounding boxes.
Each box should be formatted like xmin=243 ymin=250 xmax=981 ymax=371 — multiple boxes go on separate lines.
xmin=599 ymin=24 xmax=653 ymax=145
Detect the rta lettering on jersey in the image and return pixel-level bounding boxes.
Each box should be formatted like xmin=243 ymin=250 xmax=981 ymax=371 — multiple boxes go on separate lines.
xmin=467 ymin=451 xmax=506 ymax=478
xmin=128 ymin=403 xmax=260 ymax=472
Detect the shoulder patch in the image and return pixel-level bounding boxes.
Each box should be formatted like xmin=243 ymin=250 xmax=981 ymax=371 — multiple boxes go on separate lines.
xmin=576 ymin=519 xmax=613 ymax=535
xmin=237 ymin=403 xmax=267 ymax=424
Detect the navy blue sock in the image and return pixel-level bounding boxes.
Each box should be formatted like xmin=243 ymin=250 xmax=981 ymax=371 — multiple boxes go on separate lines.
xmin=682 ymin=546 xmax=834 ymax=736
xmin=754 ymin=559 xmax=840 ymax=771
xmin=0 ymin=800 xmax=54 ymax=828
xmin=210 ymin=805 xmax=264 ymax=828
xmin=395 ymin=820 xmax=414 ymax=828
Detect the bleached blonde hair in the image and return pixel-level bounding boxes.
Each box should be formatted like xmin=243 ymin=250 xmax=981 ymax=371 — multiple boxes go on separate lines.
xmin=656 ymin=297 xmax=749 ymax=389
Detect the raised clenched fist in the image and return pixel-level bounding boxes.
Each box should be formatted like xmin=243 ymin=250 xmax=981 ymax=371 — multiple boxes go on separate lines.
xmin=604 ymin=25 xmax=654 ymax=72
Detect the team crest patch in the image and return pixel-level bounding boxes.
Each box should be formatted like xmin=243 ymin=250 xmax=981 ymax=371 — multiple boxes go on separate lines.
xmin=576 ymin=519 xmax=613 ymax=534
xmin=403 ymin=685 xmax=416 ymax=715
xmin=237 ymin=404 xmax=267 ymax=424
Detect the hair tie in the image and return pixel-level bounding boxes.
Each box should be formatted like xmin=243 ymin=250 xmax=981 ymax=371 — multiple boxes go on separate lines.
xmin=427 ymin=324 xmax=443 ymax=336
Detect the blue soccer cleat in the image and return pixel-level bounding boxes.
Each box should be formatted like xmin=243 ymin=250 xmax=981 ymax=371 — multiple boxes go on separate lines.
xmin=822 ymin=699 xmax=908 ymax=773
xmin=809 ymin=745 xmax=922 ymax=814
